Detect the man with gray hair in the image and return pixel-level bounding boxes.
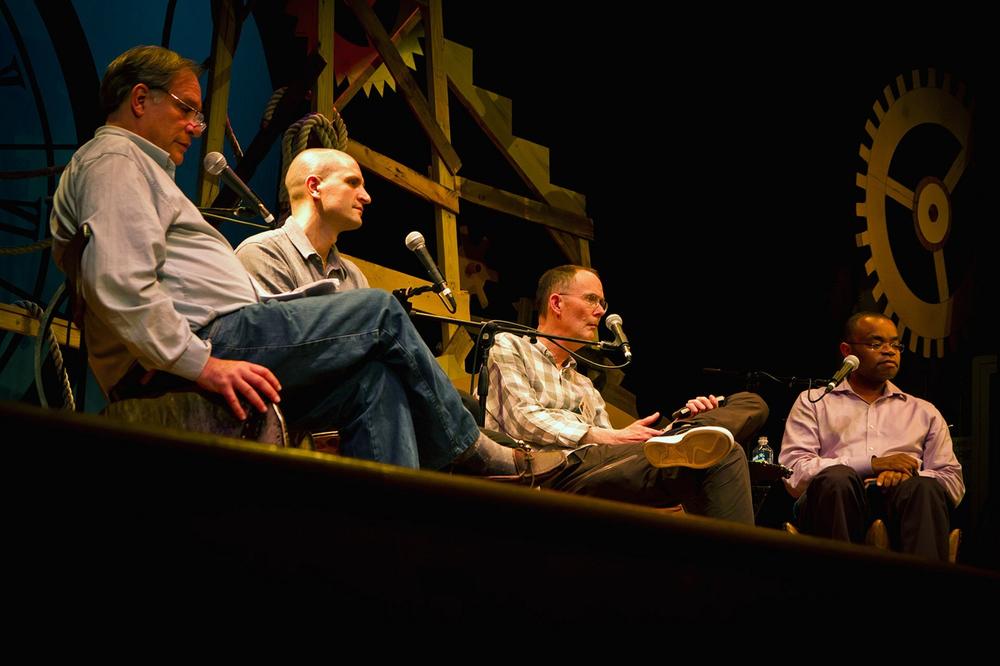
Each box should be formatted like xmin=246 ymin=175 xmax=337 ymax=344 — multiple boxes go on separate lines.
xmin=484 ymin=264 xmax=769 ymax=523
xmin=49 ymin=45 xmax=561 ymax=478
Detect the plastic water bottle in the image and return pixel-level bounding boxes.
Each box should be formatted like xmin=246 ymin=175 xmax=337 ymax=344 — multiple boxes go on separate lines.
xmin=751 ymin=436 xmax=773 ymax=464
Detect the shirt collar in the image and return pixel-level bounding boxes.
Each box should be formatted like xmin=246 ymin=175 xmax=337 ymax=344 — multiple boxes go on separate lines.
xmin=533 ymin=338 xmax=577 ymax=370
xmin=833 ymin=378 xmax=907 ymax=401
xmin=283 ymin=220 xmax=343 ymax=270
xmin=96 ymin=125 xmax=176 ymax=179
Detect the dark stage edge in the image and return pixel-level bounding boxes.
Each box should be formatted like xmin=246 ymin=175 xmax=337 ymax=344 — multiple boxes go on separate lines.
xmin=3 ymin=400 xmax=995 ymax=630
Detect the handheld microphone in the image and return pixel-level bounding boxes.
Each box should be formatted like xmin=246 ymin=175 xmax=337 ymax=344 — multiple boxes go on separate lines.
xmin=603 ymin=314 xmax=632 ymax=361
xmin=404 ymin=231 xmax=457 ymax=311
xmin=670 ymin=395 xmax=727 ymax=420
xmin=825 ymin=355 xmax=860 ymax=393
xmin=203 ymin=152 xmax=275 ymax=225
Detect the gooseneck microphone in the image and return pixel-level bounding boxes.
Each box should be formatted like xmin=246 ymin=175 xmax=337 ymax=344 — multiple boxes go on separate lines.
xmin=405 ymin=231 xmax=457 ymax=311
xmin=824 ymin=355 xmax=860 ymax=393
xmin=203 ymin=152 xmax=275 ymax=224
xmin=603 ymin=314 xmax=632 ymax=361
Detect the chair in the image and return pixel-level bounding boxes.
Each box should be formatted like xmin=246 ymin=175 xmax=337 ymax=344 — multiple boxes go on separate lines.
xmin=44 ymin=223 xmax=288 ymax=447
xmin=783 ymin=517 xmax=961 ymax=563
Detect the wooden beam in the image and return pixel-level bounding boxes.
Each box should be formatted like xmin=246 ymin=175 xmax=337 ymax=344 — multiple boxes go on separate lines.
xmin=457 ymin=177 xmax=594 ymax=240
xmin=334 ymin=6 xmax=423 ymax=111
xmin=345 ymin=139 xmax=459 ymax=214
xmin=341 ymin=255 xmax=469 ymax=322
xmin=442 ymin=39 xmax=588 ymax=264
xmin=345 ymin=0 xmax=462 ymax=175
xmin=0 ymin=303 xmax=81 ymax=349
xmin=198 ymin=0 xmax=239 ymax=207
xmin=423 ymin=0 xmax=461 ymax=346
xmin=313 ymin=0 xmax=335 ymax=115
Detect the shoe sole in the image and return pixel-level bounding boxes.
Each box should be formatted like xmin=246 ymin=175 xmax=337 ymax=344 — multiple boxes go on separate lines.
xmin=643 ymin=427 xmax=734 ymax=469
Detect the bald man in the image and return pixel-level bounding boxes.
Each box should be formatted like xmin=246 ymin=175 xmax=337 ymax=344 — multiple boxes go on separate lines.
xmin=236 ymin=149 xmax=371 ymax=295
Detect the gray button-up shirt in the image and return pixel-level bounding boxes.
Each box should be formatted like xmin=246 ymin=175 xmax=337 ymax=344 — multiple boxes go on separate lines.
xmin=234 ymin=220 xmax=369 ymax=295
xmin=50 ymin=126 xmax=259 ymax=393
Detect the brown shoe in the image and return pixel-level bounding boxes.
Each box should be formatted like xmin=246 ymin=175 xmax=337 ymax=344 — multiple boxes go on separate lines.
xmin=488 ymin=448 xmax=566 ymax=486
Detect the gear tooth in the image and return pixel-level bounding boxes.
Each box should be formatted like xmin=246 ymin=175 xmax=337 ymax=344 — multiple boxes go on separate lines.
xmin=936 ymin=339 xmax=946 ymax=358
xmin=884 ymin=306 xmax=895 ymax=321
xmin=896 ymin=74 xmax=907 ymax=95
xmin=856 ymin=202 xmax=867 ymax=218
xmin=919 ymin=337 xmax=932 ymax=359
xmin=859 ymin=144 xmax=870 ymax=163
xmin=855 ymin=231 xmax=870 ymax=247
xmin=864 ymin=119 xmax=877 ymax=141
xmin=883 ymin=84 xmax=896 ymax=106
xmin=956 ymin=80 xmax=967 ymax=102
xmin=911 ymin=69 xmax=921 ymax=88
xmin=870 ymin=278 xmax=883 ymax=298
xmin=873 ymin=99 xmax=885 ymax=122
xmin=908 ymin=334 xmax=919 ymax=354
xmin=928 ymin=68 xmax=937 ymax=87
xmin=856 ymin=172 xmax=867 ymax=190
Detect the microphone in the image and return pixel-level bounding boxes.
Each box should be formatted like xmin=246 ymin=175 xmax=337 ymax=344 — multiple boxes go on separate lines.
xmin=824 ymin=355 xmax=860 ymax=393
xmin=404 ymin=231 xmax=456 ymax=311
xmin=604 ymin=314 xmax=632 ymax=361
xmin=203 ymin=152 xmax=275 ymax=225
xmin=670 ymin=395 xmax=727 ymax=420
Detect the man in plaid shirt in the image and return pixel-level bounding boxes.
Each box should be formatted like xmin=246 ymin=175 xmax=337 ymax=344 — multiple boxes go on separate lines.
xmin=484 ymin=265 xmax=768 ymax=524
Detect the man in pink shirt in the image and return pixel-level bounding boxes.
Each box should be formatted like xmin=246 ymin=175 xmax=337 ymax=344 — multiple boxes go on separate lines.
xmin=779 ymin=312 xmax=964 ymax=560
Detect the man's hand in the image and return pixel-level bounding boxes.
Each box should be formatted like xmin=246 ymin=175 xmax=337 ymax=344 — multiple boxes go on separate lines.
xmin=871 ymin=453 xmax=920 ymax=477
xmin=196 ymin=357 xmax=282 ymax=420
xmin=581 ymin=412 xmax=664 ymax=445
xmin=676 ymin=394 xmax=722 ymax=419
xmin=875 ymin=469 xmax=912 ymax=488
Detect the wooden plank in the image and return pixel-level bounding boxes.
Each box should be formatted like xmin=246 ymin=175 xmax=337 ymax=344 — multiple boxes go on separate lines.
xmin=334 ymin=6 xmax=423 ymax=111
xmin=198 ymin=0 xmax=238 ymax=207
xmin=345 ymin=139 xmax=459 ymax=214
xmin=423 ymin=0 xmax=461 ymax=346
xmin=314 ymin=0 xmax=336 ymax=115
xmin=341 ymin=254 xmax=470 ymax=321
xmin=345 ymin=0 xmax=462 ymax=175
xmin=0 ymin=303 xmax=81 ymax=348
xmin=457 ymin=177 xmax=594 ymax=240
xmin=442 ymin=38 xmax=587 ymax=263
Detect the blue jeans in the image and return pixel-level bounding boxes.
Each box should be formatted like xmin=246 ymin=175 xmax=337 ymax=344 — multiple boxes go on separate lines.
xmin=198 ymin=289 xmax=479 ymax=469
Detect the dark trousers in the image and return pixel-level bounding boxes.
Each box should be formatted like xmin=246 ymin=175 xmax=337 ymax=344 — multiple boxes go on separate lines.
xmin=795 ymin=465 xmax=952 ymax=561
xmin=539 ymin=392 xmax=769 ymax=525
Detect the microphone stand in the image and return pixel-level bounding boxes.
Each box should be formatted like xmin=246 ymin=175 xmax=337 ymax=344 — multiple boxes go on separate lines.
xmin=199 ymin=206 xmax=277 ymax=230
xmin=393 ymin=288 xmax=623 ymax=425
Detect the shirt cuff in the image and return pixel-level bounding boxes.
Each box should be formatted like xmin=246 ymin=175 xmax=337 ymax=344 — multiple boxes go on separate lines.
xmin=848 ymin=454 xmax=875 ymax=479
xmin=167 ymin=335 xmax=212 ymax=381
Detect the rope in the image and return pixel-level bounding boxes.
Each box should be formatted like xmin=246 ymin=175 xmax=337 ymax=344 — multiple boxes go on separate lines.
xmin=278 ymin=106 xmax=350 ymax=208
xmin=0 ymin=238 xmax=52 ymax=255
xmin=0 ymin=165 xmax=65 ymax=180
xmin=15 ymin=298 xmax=76 ymax=411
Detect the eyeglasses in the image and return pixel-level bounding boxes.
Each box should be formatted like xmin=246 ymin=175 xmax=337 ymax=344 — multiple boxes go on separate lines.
xmin=847 ymin=340 xmax=905 ymax=352
xmin=557 ymin=292 xmax=608 ymax=310
xmin=154 ymin=88 xmax=206 ymax=132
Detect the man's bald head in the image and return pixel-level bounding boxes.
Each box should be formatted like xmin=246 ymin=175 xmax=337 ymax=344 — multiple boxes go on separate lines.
xmin=286 ymin=149 xmax=356 ymax=205
xmin=285 ymin=148 xmax=371 ymax=233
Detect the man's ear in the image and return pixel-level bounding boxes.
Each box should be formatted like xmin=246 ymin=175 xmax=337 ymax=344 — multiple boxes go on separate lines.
xmin=129 ymin=83 xmax=151 ymax=118
xmin=549 ymin=293 xmax=562 ymax=317
xmin=306 ymin=175 xmax=322 ymax=198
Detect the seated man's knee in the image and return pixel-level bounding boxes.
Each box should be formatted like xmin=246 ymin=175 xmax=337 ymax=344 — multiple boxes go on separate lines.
xmin=812 ymin=464 xmax=863 ymax=492
xmin=897 ymin=475 xmax=948 ymax=503
xmin=728 ymin=391 xmax=769 ymax=427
